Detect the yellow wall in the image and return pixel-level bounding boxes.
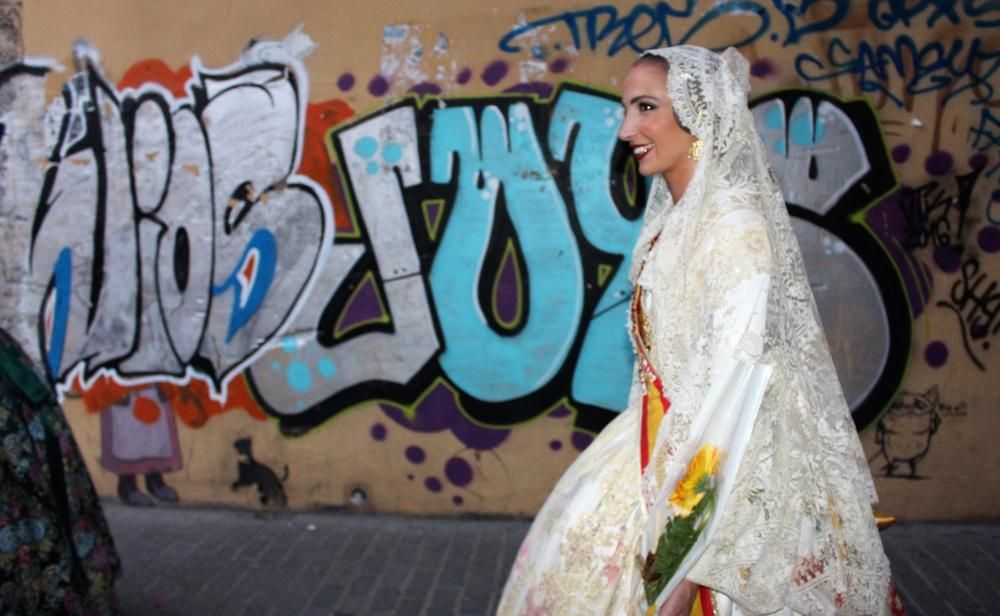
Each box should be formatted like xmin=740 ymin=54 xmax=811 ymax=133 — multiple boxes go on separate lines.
xmin=3 ymin=0 xmax=997 ymax=519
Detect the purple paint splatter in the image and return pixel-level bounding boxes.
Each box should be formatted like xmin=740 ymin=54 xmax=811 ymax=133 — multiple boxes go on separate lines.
xmin=405 ymin=446 xmax=426 ymax=464
xmin=409 ymin=82 xmax=443 ymax=96
xmin=424 ymin=477 xmax=444 ymax=493
xmin=549 ymin=440 xmax=563 ymax=451
xmin=444 ymin=457 xmax=473 ymax=487
xmin=370 ymin=423 xmax=387 ymax=441
xmin=549 ymin=57 xmax=570 ymax=74
xmin=925 ymin=151 xmax=953 ymax=176
xmin=891 ymin=144 xmax=911 ymax=164
xmin=979 ymin=226 xmax=1000 ymax=253
xmin=481 ymin=60 xmax=509 ymax=86
xmin=368 ymin=74 xmax=390 ymax=97
xmin=750 ymin=59 xmax=776 ymax=78
xmin=503 ymin=82 xmax=553 ymax=98
xmin=337 ymin=72 xmax=355 ymax=92
xmin=925 ymin=341 xmax=948 ymax=367
xmin=425 ymin=477 xmax=442 ymax=493
xmin=407 ymin=474 xmax=414 ymax=481
xmin=933 ymin=244 xmax=963 ymax=273
xmin=452 ymin=496 xmax=464 ymax=506
xmin=380 ymin=383 xmax=509 ymax=450
xmin=571 ymin=432 xmax=593 ymax=452
xmin=456 ymin=67 xmax=472 ymax=85
xmin=970 ymin=153 xmax=988 ymax=170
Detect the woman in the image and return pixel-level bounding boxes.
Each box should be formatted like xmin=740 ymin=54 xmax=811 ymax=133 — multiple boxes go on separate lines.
xmin=0 ymin=328 xmax=120 ymax=614
xmin=498 ymin=46 xmax=891 ymax=615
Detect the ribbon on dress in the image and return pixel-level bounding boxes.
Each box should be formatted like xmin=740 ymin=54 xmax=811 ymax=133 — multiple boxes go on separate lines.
xmin=631 ymin=285 xmax=671 ymax=474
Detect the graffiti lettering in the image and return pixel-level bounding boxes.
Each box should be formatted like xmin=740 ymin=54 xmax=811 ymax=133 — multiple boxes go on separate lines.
xmin=897 ymin=169 xmax=982 ymax=251
xmin=796 ymin=35 xmax=1000 ymax=108
xmin=430 ymin=103 xmax=585 ymax=401
xmin=249 ymin=87 xmax=905 ymax=434
xmin=249 ymin=87 xmax=641 ymax=432
xmin=969 ymin=107 xmax=1000 ymax=224
xmin=5 ymin=46 xmax=908 ymax=436
xmin=868 ymin=0 xmax=1000 ymax=30
xmin=498 ymin=1 xmax=771 ymax=57
xmin=752 ymin=96 xmax=872 ymax=215
xmin=28 ymin=41 xmax=330 ymax=392
xmin=937 ymin=257 xmax=999 ymax=371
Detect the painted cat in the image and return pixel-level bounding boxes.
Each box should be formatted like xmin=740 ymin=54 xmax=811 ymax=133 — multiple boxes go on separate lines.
xmin=231 ymin=437 xmax=289 ymax=507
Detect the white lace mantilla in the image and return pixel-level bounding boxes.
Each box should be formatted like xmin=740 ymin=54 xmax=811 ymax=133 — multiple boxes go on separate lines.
xmin=499 ymin=46 xmax=890 ymax=616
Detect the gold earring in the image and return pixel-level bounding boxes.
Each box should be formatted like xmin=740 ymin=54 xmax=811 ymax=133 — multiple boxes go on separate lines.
xmin=687 ymin=138 xmax=703 ymax=161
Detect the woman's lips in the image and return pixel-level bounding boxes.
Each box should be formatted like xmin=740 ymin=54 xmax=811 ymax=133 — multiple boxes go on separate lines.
xmin=633 ymin=144 xmax=652 ymax=161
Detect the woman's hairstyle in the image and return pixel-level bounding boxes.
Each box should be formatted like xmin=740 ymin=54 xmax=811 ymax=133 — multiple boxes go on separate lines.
xmin=633 ymin=52 xmax=691 ymax=135
xmin=634 ymin=53 xmax=669 ymax=74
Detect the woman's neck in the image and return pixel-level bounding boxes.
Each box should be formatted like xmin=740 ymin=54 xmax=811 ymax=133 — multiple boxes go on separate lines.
xmin=663 ymin=158 xmax=697 ymax=204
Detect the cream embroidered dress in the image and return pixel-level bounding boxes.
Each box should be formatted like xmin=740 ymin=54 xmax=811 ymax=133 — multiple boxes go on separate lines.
xmin=498 ymin=46 xmax=890 ymax=616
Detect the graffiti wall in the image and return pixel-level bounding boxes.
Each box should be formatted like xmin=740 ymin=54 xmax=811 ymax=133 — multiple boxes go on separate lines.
xmin=1 ymin=0 xmax=996 ymax=519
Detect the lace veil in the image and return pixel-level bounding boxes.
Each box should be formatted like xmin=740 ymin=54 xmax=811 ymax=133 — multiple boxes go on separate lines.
xmin=628 ymin=46 xmax=890 ymax=615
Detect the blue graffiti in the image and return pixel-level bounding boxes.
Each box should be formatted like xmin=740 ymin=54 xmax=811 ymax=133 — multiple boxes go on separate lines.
xmin=498 ymin=1 xmax=771 ymax=57
xmin=429 ymin=103 xmax=585 ymax=402
xmin=45 ymin=248 xmax=73 ymax=378
xmin=212 ymin=229 xmax=278 ymax=343
xmin=547 ymin=91 xmax=641 ymax=409
xmin=868 ymin=0 xmax=1000 ymax=30
xmin=796 ymin=35 xmax=1000 ymax=108
xmin=772 ymin=0 xmax=850 ymax=45
xmin=970 ymin=107 xmax=1000 ymax=224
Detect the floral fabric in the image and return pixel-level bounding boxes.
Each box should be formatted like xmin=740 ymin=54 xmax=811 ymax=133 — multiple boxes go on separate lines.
xmin=0 ymin=329 xmax=120 ymax=615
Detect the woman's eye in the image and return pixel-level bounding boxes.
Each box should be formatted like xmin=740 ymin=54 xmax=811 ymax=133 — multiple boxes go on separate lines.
xmin=639 ymin=102 xmax=655 ymax=112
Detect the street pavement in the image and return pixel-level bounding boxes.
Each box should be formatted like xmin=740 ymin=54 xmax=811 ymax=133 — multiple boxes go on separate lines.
xmin=101 ymin=502 xmax=999 ymax=615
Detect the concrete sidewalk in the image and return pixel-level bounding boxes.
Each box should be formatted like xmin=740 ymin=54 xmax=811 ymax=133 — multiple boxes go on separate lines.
xmin=102 ymin=502 xmax=999 ymax=615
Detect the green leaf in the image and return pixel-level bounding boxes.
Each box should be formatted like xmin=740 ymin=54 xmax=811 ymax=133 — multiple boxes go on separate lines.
xmin=642 ymin=486 xmax=718 ymax=605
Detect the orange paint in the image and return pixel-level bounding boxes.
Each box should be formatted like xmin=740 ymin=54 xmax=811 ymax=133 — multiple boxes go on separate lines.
xmin=76 ymin=374 xmax=136 ymax=413
xmin=117 ymin=58 xmax=192 ymax=98
xmin=301 ymin=100 xmax=356 ymax=232
xmin=75 ymin=372 xmax=266 ymax=428
xmin=132 ymin=396 xmax=161 ymax=424
xmin=160 ymin=374 xmax=266 ymax=428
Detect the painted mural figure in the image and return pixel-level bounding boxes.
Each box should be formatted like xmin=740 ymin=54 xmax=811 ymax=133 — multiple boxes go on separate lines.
xmin=231 ymin=437 xmax=288 ymax=508
xmin=99 ymin=384 xmax=182 ymax=507
xmin=875 ymin=386 xmax=943 ymax=479
xmin=0 ymin=328 xmax=120 ymax=614
xmin=499 ymin=46 xmax=893 ymax=616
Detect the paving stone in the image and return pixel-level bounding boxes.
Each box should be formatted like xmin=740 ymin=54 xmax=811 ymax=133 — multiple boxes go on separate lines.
xmin=100 ymin=502 xmax=994 ymax=616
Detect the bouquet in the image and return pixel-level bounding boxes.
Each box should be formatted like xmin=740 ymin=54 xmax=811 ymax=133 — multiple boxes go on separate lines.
xmin=641 ymin=444 xmax=721 ymax=607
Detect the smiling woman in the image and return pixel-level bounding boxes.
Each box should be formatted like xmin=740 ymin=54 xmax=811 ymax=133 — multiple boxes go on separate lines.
xmin=497 ymin=45 xmax=894 ymax=616
xmin=618 ymin=54 xmax=698 ymax=203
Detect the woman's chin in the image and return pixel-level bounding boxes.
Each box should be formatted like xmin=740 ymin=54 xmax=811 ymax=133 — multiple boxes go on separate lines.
xmin=636 ymin=162 xmax=661 ymax=177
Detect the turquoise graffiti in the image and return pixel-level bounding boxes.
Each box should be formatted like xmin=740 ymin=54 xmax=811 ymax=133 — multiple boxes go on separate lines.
xmin=249 ymin=85 xmax=908 ymax=435
xmin=248 ymin=85 xmax=643 ymax=435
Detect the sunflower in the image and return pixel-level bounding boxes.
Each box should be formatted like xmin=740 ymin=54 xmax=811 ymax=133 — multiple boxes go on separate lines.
xmin=669 ymin=444 xmax=721 ymax=517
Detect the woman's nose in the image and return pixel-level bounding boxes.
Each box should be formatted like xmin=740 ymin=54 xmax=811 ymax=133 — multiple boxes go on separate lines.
xmin=617 ymin=114 xmax=633 ymax=141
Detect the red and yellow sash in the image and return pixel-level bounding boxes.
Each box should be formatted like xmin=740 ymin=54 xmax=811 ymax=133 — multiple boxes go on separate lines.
xmin=631 ymin=285 xmax=671 ymax=474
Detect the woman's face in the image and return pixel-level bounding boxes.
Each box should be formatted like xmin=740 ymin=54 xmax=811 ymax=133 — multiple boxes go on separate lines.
xmin=618 ymin=61 xmax=697 ymax=181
